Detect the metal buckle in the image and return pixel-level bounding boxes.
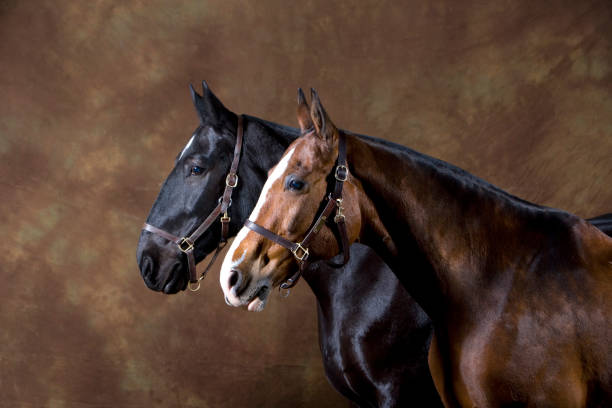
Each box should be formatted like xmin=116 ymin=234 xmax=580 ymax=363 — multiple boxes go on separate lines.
xmin=220 ymin=212 xmax=230 ymax=223
xmin=178 ymin=237 xmax=194 ymax=253
xmin=335 ymin=165 xmax=348 ymax=182
xmin=334 ymin=198 xmax=345 ymax=223
xmin=226 ymin=173 xmax=238 ymax=188
xmin=189 ymin=273 xmax=205 ymax=291
xmin=188 ymin=280 xmax=201 ymax=292
xmin=291 ymin=243 xmax=309 ymax=262
xmin=218 ymin=196 xmax=232 ymax=207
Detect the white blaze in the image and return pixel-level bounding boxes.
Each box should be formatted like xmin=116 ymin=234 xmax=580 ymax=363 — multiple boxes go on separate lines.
xmin=179 ymin=135 xmax=195 ymax=160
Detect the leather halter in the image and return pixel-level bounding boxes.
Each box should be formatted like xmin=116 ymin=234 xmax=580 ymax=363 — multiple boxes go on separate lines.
xmin=244 ymin=131 xmax=350 ymax=290
xmin=142 ymin=115 xmax=244 ymax=291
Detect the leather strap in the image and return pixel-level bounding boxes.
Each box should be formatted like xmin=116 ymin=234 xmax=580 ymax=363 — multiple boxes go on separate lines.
xmin=142 ymin=115 xmax=244 ymax=287
xmin=244 ymin=220 xmax=304 ymax=254
xmin=300 ymin=196 xmax=338 ymax=248
xmin=219 ymin=115 xmax=244 ymax=239
xmin=328 ymin=131 xmax=350 ymax=266
xmin=183 ymin=202 xmax=223 ymax=246
xmin=142 ymin=223 xmax=181 ymax=243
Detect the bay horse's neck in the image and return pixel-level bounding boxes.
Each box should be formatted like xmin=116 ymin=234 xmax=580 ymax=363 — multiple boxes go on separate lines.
xmin=347 ymin=132 xmax=581 ymax=321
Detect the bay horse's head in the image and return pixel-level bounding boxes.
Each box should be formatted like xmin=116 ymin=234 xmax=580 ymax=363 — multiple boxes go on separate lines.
xmin=137 ymin=81 xmax=242 ymax=293
xmin=220 ymin=89 xmax=364 ymax=311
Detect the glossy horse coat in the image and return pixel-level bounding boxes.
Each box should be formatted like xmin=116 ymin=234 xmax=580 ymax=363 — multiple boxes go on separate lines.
xmin=137 ymin=83 xmax=442 ymax=407
xmin=223 ymin=90 xmax=612 ymax=407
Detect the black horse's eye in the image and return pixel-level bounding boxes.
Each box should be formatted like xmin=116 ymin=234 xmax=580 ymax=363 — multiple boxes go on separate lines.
xmin=190 ymin=166 xmax=204 ymax=176
xmin=288 ymin=179 xmax=305 ymax=191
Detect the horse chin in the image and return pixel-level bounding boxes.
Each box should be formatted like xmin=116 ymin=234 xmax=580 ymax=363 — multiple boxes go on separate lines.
xmin=244 ymin=282 xmax=271 ymax=312
xmin=225 ymin=280 xmax=271 ymax=311
xmin=162 ymin=278 xmax=186 ymax=294
xmin=247 ymin=296 xmax=267 ymax=312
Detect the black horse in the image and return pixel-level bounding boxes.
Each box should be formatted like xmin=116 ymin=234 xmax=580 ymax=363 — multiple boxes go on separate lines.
xmin=136 ymin=82 xmax=612 ymax=407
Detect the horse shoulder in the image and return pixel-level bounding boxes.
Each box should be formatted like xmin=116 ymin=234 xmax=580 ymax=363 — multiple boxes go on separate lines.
xmin=569 ymin=219 xmax=612 ymax=400
xmin=572 ymin=219 xmax=612 ymax=289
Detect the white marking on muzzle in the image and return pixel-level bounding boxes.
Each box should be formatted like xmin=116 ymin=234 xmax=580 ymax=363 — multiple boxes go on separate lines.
xmin=219 ymin=147 xmax=296 ymax=298
xmin=220 ymin=229 xmax=249 ymax=289
xmin=231 ymin=249 xmax=246 ymax=268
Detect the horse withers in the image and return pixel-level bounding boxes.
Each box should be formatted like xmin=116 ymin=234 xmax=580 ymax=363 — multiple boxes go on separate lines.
xmin=221 ymin=89 xmax=612 ymax=407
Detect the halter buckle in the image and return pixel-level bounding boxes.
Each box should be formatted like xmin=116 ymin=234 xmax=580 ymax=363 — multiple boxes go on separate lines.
xmin=334 ymin=198 xmax=345 ymax=223
xmin=291 ymin=243 xmax=309 ymax=262
xmin=220 ymin=212 xmax=230 ymax=223
xmin=218 ymin=196 xmax=232 ymax=207
xmin=226 ymin=173 xmax=238 ymax=188
xmin=178 ymin=237 xmax=195 ymax=253
xmin=335 ymin=165 xmax=348 ymax=182
xmin=188 ymin=280 xmax=201 ymax=292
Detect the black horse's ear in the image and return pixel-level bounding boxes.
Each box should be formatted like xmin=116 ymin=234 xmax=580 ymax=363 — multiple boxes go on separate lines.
xmin=297 ymin=88 xmax=313 ymax=134
xmin=310 ymin=88 xmax=337 ymax=145
xmin=188 ymin=81 xmax=235 ymax=127
xmin=189 ymin=83 xmax=206 ymax=124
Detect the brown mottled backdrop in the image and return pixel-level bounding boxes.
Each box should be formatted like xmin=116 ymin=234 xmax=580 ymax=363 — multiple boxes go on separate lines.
xmin=1 ymin=1 xmax=611 ymax=407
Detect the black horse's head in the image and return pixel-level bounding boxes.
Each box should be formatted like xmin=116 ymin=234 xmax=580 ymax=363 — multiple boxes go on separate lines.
xmin=137 ymin=81 xmax=246 ymax=293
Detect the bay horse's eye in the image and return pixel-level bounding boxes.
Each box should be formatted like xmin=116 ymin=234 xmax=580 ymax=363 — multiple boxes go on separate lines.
xmin=190 ymin=166 xmax=205 ymax=176
xmin=284 ymin=175 xmax=308 ymax=192
xmin=288 ymin=179 xmax=305 ymax=191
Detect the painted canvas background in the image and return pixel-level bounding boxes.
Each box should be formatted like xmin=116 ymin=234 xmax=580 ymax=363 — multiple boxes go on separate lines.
xmin=1 ymin=1 xmax=611 ymax=407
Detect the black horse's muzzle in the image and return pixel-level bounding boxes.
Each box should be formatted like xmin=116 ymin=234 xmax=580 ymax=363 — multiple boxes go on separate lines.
xmin=137 ymin=232 xmax=189 ymax=293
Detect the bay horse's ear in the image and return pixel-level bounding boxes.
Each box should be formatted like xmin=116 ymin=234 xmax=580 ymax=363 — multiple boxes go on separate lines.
xmin=188 ymin=81 xmax=235 ymax=127
xmin=297 ymin=88 xmax=313 ymax=134
xmin=310 ymin=88 xmax=337 ymax=145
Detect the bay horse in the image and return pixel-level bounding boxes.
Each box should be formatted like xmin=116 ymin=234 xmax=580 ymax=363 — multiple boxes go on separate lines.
xmin=220 ymin=89 xmax=612 ymax=407
xmin=136 ymin=82 xmax=443 ymax=407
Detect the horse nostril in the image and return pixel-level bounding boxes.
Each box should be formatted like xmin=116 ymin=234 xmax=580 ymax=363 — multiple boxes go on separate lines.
xmin=139 ymin=255 xmax=160 ymax=289
xmin=229 ymin=269 xmax=240 ymax=289
xmin=228 ymin=268 xmax=248 ymax=296
xmin=140 ymin=255 xmax=153 ymax=278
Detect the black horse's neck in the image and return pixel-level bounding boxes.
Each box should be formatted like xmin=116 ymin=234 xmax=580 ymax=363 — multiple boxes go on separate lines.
xmin=241 ymin=115 xmax=298 ymax=170
xmin=347 ymin=132 xmax=585 ymax=321
xmin=234 ymin=115 xmax=298 ymax=220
